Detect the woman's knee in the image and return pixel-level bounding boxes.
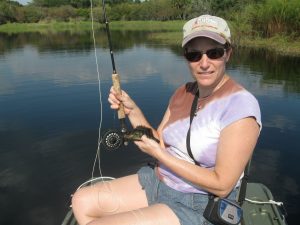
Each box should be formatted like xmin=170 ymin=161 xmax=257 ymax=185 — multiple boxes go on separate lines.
xmin=71 ymin=183 xmax=121 ymax=217
xmin=71 ymin=188 xmax=88 ymax=212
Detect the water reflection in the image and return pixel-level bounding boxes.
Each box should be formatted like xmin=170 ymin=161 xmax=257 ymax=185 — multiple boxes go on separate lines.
xmin=1 ymin=31 xmax=300 ymax=92
xmin=0 ymin=31 xmax=299 ymax=225
xmin=231 ymin=48 xmax=300 ymax=94
xmin=0 ymin=30 xmax=175 ymax=54
xmin=0 ymin=31 xmax=191 ymax=96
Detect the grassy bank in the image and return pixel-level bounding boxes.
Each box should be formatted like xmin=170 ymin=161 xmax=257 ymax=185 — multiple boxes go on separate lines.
xmin=237 ymin=36 xmax=300 ymax=57
xmin=110 ymin=20 xmax=185 ymax=31
xmin=0 ymin=21 xmax=97 ymax=33
xmin=0 ymin=20 xmax=183 ymax=33
xmin=1 ymin=20 xmax=300 ymax=56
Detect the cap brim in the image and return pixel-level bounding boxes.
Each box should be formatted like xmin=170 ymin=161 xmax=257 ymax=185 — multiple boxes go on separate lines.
xmin=182 ymin=30 xmax=226 ymax=47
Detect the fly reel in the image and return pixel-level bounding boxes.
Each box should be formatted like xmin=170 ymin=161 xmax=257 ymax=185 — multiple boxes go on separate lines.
xmin=101 ymin=129 xmax=123 ymax=151
xmin=101 ymin=126 xmax=159 ymax=151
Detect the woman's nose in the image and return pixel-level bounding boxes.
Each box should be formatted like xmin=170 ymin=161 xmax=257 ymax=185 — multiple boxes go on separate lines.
xmin=199 ymin=54 xmax=210 ymax=69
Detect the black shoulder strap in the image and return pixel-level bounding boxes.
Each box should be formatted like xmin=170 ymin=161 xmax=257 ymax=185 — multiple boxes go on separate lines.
xmin=186 ymin=89 xmax=199 ymax=165
xmin=186 ymin=87 xmax=250 ymax=206
xmin=237 ymin=160 xmax=251 ymax=205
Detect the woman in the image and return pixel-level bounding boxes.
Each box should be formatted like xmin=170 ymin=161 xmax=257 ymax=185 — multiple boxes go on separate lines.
xmin=72 ymin=15 xmax=261 ymax=225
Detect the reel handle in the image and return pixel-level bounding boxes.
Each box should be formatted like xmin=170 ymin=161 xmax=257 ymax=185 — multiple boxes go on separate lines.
xmin=112 ymin=73 xmax=126 ymax=120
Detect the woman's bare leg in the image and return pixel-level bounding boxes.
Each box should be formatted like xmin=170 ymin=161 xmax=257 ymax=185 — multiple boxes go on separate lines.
xmin=72 ymin=174 xmax=149 ymax=225
xmin=87 ymin=203 xmax=181 ymax=225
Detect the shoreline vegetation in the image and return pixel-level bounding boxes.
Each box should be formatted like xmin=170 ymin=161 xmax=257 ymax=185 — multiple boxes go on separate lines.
xmin=1 ymin=0 xmax=299 ymax=56
xmin=1 ymin=20 xmax=300 ymax=57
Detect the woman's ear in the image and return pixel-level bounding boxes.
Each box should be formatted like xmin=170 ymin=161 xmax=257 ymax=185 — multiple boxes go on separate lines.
xmin=225 ymin=48 xmax=233 ymax=62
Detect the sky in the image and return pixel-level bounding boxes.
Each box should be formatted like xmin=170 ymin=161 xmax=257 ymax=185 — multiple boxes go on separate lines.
xmin=15 ymin=0 xmax=31 ymax=5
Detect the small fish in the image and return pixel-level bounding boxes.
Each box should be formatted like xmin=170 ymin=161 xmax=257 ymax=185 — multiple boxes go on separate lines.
xmin=123 ymin=125 xmax=160 ymax=143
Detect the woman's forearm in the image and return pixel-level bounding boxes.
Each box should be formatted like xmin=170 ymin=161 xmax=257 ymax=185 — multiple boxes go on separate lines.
xmin=127 ymin=107 xmax=159 ymax=138
xmin=155 ymin=150 xmax=233 ymax=197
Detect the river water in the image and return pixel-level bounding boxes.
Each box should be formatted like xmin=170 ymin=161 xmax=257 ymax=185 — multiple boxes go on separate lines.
xmin=0 ymin=30 xmax=299 ymax=225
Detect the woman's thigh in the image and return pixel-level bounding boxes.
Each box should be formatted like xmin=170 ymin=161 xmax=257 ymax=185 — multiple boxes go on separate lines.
xmin=87 ymin=203 xmax=181 ymax=225
xmin=72 ymin=174 xmax=148 ymax=217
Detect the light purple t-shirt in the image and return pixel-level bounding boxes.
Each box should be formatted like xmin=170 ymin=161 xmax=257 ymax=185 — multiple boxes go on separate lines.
xmin=158 ymin=78 xmax=261 ymax=194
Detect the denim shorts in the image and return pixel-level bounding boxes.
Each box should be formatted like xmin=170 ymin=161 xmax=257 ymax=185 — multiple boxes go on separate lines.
xmin=137 ymin=166 xmax=237 ymax=225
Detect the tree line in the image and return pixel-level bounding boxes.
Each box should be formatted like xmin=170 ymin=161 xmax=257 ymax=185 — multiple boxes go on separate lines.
xmin=1 ymin=0 xmax=300 ymax=39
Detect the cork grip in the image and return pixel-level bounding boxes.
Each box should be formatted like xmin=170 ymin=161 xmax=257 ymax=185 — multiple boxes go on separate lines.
xmin=112 ymin=73 xmax=126 ymax=119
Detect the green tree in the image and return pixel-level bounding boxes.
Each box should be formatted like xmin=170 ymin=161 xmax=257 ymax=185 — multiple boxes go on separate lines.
xmin=23 ymin=6 xmax=45 ymax=22
xmin=32 ymin=0 xmax=70 ymax=7
xmin=171 ymin=0 xmax=191 ymax=19
xmin=76 ymin=7 xmax=90 ymax=20
xmin=0 ymin=1 xmax=17 ymax=24
xmin=70 ymin=0 xmax=91 ymax=8
xmin=208 ymin=0 xmax=235 ymax=15
xmin=137 ymin=0 xmax=176 ymax=20
xmin=48 ymin=5 xmax=76 ymax=21
xmin=8 ymin=0 xmax=22 ymax=6
xmin=185 ymin=0 xmax=212 ymax=18
xmin=109 ymin=0 xmax=133 ymax=4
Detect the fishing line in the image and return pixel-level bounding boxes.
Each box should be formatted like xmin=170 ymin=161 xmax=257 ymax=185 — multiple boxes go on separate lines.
xmin=90 ymin=0 xmax=104 ymax=181
xmin=71 ymin=0 xmax=108 ymax=209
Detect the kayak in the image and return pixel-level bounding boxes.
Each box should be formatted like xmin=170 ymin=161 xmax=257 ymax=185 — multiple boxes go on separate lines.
xmin=242 ymin=183 xmax=287 ymax=225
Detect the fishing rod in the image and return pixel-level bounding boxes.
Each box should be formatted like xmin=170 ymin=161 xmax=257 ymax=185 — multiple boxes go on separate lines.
xmin=100 ymin=0 xmax=158 ymax=150
xmin=101 ymin=0 xmax=126 ymax=130
xmin=100 ymin=0 xmax=127 ymax=150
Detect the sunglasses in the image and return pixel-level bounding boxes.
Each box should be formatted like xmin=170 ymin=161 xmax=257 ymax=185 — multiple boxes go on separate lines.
xmin=184 ymin=48 xmax=226 ymax=62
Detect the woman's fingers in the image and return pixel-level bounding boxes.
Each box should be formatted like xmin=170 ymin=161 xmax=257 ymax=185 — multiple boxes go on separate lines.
xmin=108 ymin=92 xmax=120 ymax=104
xmin=108 ymin=93 xmax=120 ymax=110
xmin=108 ymin=87 xmax=135 ymax=115
xmin=134 ymin=135 xmax=161 ymax=157
xmin=110 ymin=86 xmax=128 ymax=98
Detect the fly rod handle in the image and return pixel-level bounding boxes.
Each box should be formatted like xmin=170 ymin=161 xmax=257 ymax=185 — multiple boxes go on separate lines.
xmin=112 ymin=73 xmax=126 ymax=119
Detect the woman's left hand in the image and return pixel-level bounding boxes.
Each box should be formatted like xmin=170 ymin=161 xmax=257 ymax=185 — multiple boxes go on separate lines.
xmin=134 ymin=135 xmax=162 ymax=158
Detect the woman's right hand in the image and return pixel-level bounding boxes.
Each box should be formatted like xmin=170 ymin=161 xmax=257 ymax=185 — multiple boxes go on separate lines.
xmin=108 ymin=86 xmax=137 ymax=116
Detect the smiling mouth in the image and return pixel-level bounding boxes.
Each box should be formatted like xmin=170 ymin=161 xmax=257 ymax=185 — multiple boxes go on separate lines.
xmin=198 ymin=71 xmax=214 ymax=75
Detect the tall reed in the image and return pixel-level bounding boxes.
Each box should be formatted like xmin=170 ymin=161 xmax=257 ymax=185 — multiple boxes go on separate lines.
xmin=248 ymin=0 xmax=300 ymax=38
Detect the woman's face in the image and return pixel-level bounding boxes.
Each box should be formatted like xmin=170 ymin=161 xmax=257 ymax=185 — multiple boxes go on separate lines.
xmin=184 ymin=37 xmax=232 ymax=93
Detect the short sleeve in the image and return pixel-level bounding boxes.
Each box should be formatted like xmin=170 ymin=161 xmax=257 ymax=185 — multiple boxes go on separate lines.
xmin=219 ymin=91 xmax=262 ymax=130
